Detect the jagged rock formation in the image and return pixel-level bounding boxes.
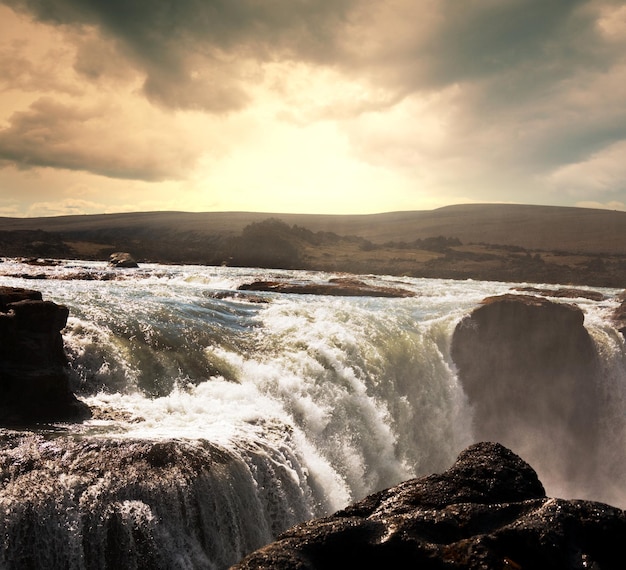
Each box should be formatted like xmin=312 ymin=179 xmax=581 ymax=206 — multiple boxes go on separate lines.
xmin=108 ymin=252 xmax=139 ymax=268
xmin=450 ymin=294 xmax=601 ymax=493
xmin=233 ymin=442 xmax=625 ymax=569
xmin=0 ymin=286 xmax=90 ymax=423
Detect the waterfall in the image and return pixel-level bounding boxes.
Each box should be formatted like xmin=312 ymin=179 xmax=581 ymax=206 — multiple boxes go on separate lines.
xmin=0 ymin=435 xmax=319 ymax=569
xmin=0 ymin=260 xmax=624 ymax=568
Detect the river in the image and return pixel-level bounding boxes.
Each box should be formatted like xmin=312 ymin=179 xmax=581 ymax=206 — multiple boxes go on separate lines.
xmin=0 ymin=259 xmax=624 ymax=569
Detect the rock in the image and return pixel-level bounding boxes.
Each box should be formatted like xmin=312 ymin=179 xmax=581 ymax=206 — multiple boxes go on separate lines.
xmin=0 ymin=435 xmax=255 ymax=569
xmin=233 ymin=442 xmax=626 ymax=569
xmin=108 ymin=252 xmax=139 ymax=268
xmin=450 ymin=294 xmax=601 ymax=495
xmin=512 ymin=285 xmax=605 ymax=301
xmin=0 ymin=287 xmax=42 ymax=308
xmin=613 ymin=292 xmax=626 ymax=334
xmin=238 ymin=278 xmax=416 ymax=298
xmin=210 ymin=291 xmax=271 ymax=304
xmin=21 ymin=257 xmax=61 ymax=267
xmin=16 ymin=273 xmax=47 ymax=279
xmin=0 ymin=286 xmax=91 ymax=423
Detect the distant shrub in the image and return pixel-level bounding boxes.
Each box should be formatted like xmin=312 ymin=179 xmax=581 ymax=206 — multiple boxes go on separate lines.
xmin=228 ymin=219 xmax=302 ymax=269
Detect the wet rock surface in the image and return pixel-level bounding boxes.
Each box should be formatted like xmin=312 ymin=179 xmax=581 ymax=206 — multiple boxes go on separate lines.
xmin=108 ymin=251 xmax=139 ymax=268
xmin=450 ymin=294 xmax=601 ymax=494
xmin=613 ymin=290 xmax=626 ymax=334
xmin=0 ymin=433 xmax=315 ymax=570
xmin=0 ymin=286 xmax=90 ymax=423
xmin=233 ymin=442 xmax=626 ymax=569
xmin=238 ymin=278 xmax=416 ymax=298
xmin=511 ymin=285 xmax=606 ymax=301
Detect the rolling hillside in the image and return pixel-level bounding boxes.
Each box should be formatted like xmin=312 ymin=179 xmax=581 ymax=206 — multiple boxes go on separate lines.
xmin=2 ymin=204 xmax=626 ymax=287
xmin=2 ymin=204 xmax=626 ymax=255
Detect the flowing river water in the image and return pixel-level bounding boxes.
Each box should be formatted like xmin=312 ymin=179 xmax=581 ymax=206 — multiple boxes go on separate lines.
xmin=0 ymin=260 xmax=624 ymax=568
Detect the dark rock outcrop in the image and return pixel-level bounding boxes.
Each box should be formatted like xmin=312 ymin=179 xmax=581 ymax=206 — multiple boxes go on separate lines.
xmin=451 ymin=294 xmax=601 ymax=494
xmin=233 ymin=442 xmax=626 ymax=569
xmin=0 ymin=286 xmax=90 ymax=423
xmin=108 ymin=251 xmax=139 ymax=268
xmin=238 ymin=278 xmax=416 ymax=298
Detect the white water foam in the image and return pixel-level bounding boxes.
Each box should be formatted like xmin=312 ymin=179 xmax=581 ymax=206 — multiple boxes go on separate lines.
xmin=1 ymin=262 xmax=624 ymax=568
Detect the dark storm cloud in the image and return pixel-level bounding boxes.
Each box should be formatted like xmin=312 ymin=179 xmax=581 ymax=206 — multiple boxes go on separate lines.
xmin=4 ymin=0 xmax=355 ymax=111
xmin=4 ymin=0 xmax=620 ymax=112
xmin=353 ymin=0 xmax=626 ymax=179
xmin=352 ymin=0 xmax=614 ymax=108
xmin=420 ymin=0 xmax=593 ymax=86
xmin=2 ymin=0 xmax=625 ymax=194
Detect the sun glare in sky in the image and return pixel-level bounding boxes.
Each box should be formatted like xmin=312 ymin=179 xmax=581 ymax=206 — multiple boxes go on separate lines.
xmin=0 ymin=1 xmax=625 ymax=217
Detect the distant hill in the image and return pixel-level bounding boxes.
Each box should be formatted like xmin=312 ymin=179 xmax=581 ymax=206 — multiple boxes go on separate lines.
xmin=2 ymin=204 xmax=626 ymax=287
xmin=2 ymin=204 xmax=626 ymax=255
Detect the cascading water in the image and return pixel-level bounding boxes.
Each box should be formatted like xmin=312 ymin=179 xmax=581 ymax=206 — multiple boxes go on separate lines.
xmin=0 ymin=259 xmax=624 ymax=569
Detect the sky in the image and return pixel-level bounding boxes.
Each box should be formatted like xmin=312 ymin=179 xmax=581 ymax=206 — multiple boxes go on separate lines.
xmin=0 ymin=0 xmax=625 ymax=217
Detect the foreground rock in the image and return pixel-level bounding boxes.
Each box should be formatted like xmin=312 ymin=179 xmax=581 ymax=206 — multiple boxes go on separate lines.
xmin=234 ymin=442 xmax=625 ymax=569
xmin=0 ymin=286 xmax=90 ymax=423
xmin=238 ymin=278 xmax=416 ymax=298
xmin=451 ymin=294 xmax=601 ymax=495
xmin=108 ymin=251 xmax=139 ymax=268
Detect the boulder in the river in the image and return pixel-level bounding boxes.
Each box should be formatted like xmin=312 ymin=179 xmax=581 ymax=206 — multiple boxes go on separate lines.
xmin=233 ymin=442 xmax=626 ymax=569
xmin=0 ymin=286 xmax=91 ymax=423
xmin=238 ymin=278 xmax=415 ymax=298
xmin=108 ymin=252 xmax=139 ymax=268
xmin=451 ymin=294 xmax=601 ymax=494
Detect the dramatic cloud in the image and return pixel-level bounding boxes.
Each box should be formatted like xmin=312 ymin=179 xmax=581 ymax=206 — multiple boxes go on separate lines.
xmin=549 ymin=140 xmax=626 ymax=196
xmin=0 ymin=0 xmax=625 ymax=215
xmin=4 ymin=0 xmax=355 ymax=112
xmin=0 ymin=97 xmax=205 ymax=180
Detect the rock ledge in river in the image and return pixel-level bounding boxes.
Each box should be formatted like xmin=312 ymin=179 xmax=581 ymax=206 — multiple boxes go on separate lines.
xmin=512 ymin=285 xmax=605 ymax=301
xmin=238 ymin=278 xmax=415 ymax=298
xmin=613 ymin=290 xmax=626 ymax=335
xmin=0 ymin=286 xmax=90 ymax=423
xmin=233 ymin=442 xmax=625 ymax=569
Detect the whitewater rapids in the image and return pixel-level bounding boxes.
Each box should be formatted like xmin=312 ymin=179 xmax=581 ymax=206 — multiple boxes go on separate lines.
xmin=0 ymin=260 xmax=624 ymax=568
